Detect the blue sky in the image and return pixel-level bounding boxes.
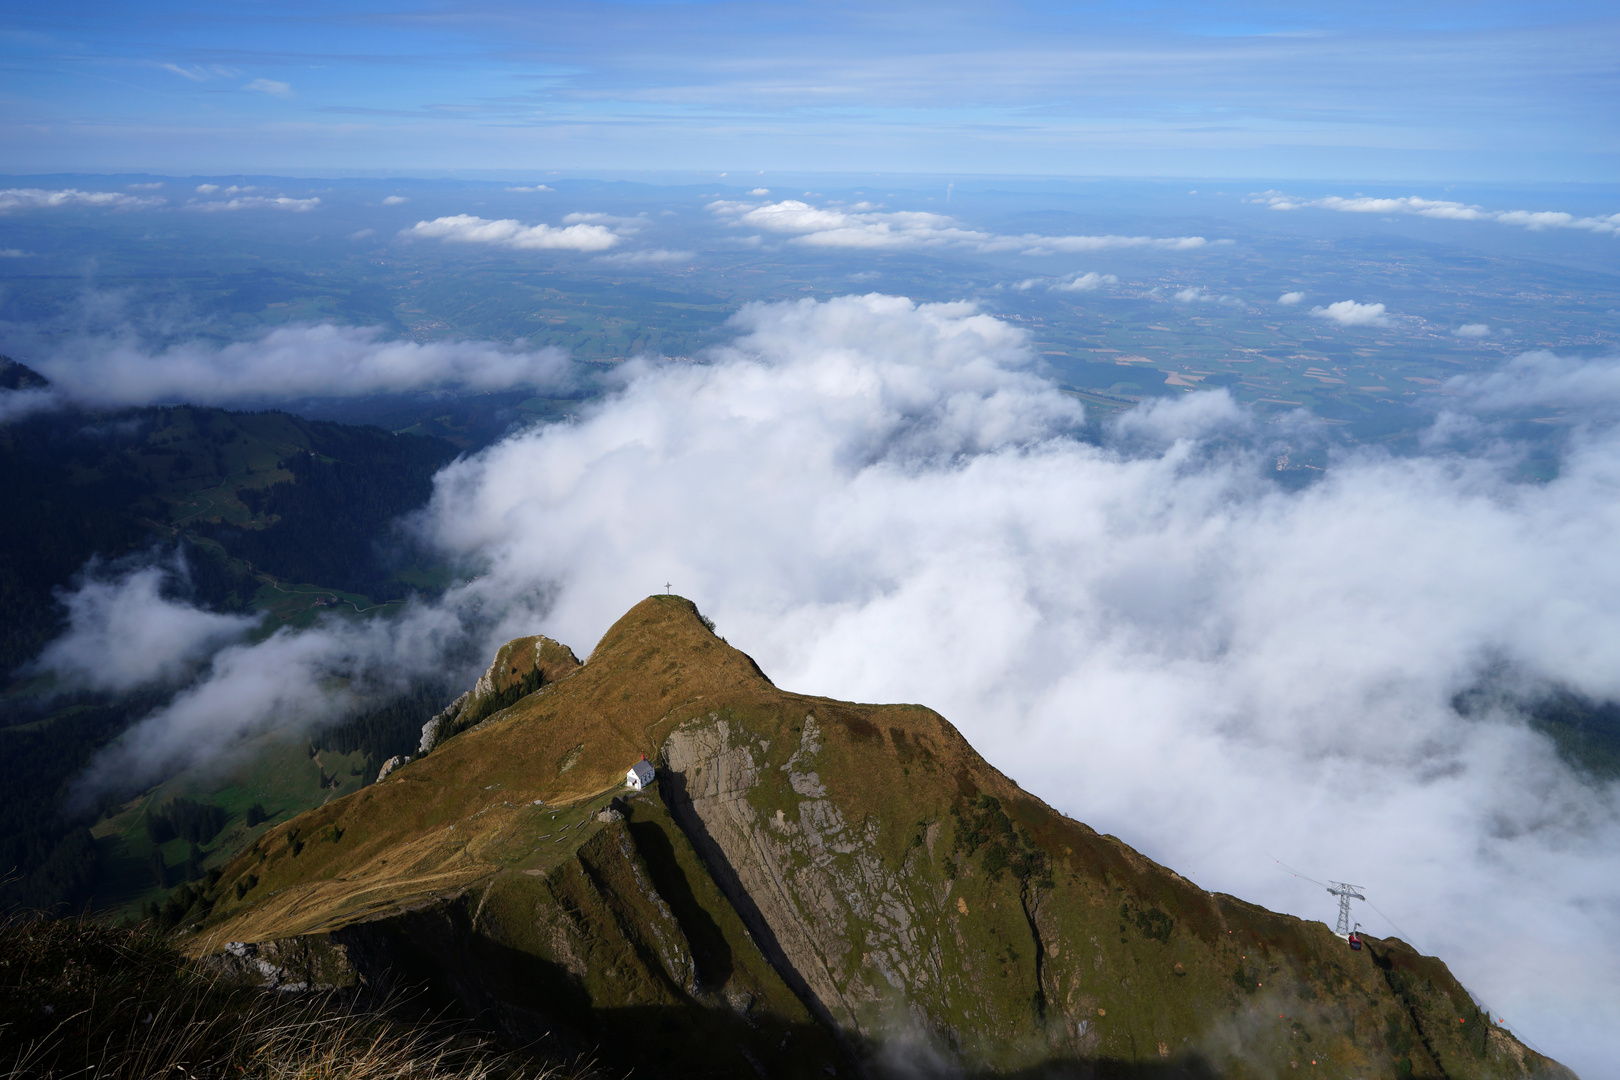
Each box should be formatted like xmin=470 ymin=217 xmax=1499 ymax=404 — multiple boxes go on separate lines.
xmin=3 ymin=1 xmax=1617 ymax=179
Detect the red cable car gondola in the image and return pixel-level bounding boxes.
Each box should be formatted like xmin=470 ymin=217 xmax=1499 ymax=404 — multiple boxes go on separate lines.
xmin=1348 ymin=924 xmax=1363 ymax=951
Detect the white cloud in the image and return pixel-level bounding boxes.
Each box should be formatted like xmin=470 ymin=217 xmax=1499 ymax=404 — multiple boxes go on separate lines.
xmin=707 ymin=198 xmax=1205 ymax=254
xmin=25 ymin=322 xmax=573 ymax=407
xmin=126 ymin=182 xmax=164 ymax=190
xmin=348 ymin=228 xmax=375 ymax=240
xmin=193 ymin=195 xmax=320 ymax=212
xmin=1448 ymin=350 xmax=1620 ymax=412
xmin=1050 ymin=271 xmax=1118 ymax=292
xmin=1454 ymin=323 xmax=1491 ymax=338
xmin=593 ymin=248 xmax=695 ymax=265
xmin=245 ymin=78 xmax=293 ymax=97
xmin=72 ymin=593 xmax=476 ymax=802
xmin=404 ymin=214 xmax=620 ymax=252
xmin=1171 ymin=285 xmax=1241 ymax=306
xmin=0 ymin=386 xmax=63 ymax=423
xmin=749 ymin=188 xmax=771 ymax=196
xmin=34 ymin=558 xmax=258 ymax=694
xmin=0 ymin=188 xmax=163 ymax=212
xmin=1311 ymin=299 xmax=1391 ymax=327
xmin=1256 ymin=191 xmax=1620 ymax=237
xmin=1278 ymin=291 xmax=1305 ymax=305
xmin=505 ymin=185 xmax=554 ymax=193
xmin=562 ymin=211 xmax=646 ymax=232
xmin=195 ymin=184 xmax=219 ymax=194
xmin=382 ymin=195 xmax=409 ymax=205
xmin=396 ymin=295 xmax=1620 ymax=1068
xmin=0 ymin=248 xmax=31 ymax=258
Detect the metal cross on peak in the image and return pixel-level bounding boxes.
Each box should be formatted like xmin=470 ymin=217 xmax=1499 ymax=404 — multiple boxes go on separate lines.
xmin=665 ymin=582 xmax=672 ymax=594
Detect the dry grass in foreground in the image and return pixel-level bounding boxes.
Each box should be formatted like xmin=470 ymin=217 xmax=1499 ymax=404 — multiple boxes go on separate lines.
xmin=0 ymin=913 xmax=593 ymax=1080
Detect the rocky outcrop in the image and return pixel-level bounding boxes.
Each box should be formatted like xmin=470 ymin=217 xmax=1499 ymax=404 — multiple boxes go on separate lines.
xmin=419 ymin=693 xmax=469 ymax=755
xmin=419 ymin=636 xmax=581 ymax=756
xmin=195 ymin=936 xmax=361 ymax=992
xmin=663 ymin=713 xmax=926 ymax=1039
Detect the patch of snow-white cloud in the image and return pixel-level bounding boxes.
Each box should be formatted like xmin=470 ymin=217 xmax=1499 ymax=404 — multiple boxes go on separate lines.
xmin=19 ymin=322 xmax=573 ymax=408
xmin=1012 ymin=271 xmax=1118 ymax=293
xmin=1255 ymin=191 xmax=1620 ymax=237
xmin=382 ymin=195 xmax=409 ymax=205
xmin=506 ymin=185 xmax=554 ymax=193
xmin=1311 ymin=299 xmax=1391 ymax=327
xmin=1172 ymin=285 xmax=1241 ymax=306
xmin=1447 ymin=350 xmax=1620 ymax=412
xmin=0 ymin=188 xmax=164 ymax=212
xmin=1278 ymin=291 xmax=1305 ymax=305
xmin=1453 ymin=323 xmax=1491 ymax=338
xmin=1051 ymin=271 xmax=1118 ymax=292
xmin=404 ymin=214 xmax=621 ymax=252
xmin=71 ymin=593 xmax=477 ymax=801
xmin=33 ymin=557 xmax=258 ymax=694
xmin=193 ymin=195 xmax=319 ymax=212
xmin=707 ymin=198 xmax=1205 ymax=254
xmin=0 ymin=386 xmax=64 ymax=423
xmin=562 ymin=211 xmax=646 ymax=232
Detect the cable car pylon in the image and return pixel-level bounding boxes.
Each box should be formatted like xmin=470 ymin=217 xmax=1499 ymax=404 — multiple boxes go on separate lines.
xmin=1327 ymin=881 xmax=1366 ymax=938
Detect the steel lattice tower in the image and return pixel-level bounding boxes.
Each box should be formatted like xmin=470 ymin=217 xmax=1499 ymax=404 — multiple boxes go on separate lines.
xmin=1326 ymin=882 xmax=1366 ymax=936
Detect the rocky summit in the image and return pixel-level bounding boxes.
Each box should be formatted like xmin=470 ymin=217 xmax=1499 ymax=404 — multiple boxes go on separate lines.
xmin=190 ymin=596 xmax=1574 ymax=1079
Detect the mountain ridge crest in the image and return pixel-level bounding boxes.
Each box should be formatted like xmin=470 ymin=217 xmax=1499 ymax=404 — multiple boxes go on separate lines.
xmin=187 ymin=595 xmax=1573 ymax=1080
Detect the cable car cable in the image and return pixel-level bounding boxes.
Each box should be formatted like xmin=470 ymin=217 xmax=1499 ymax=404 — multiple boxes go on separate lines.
xmin=1270 ymin=856 xmax=1328 ymax=888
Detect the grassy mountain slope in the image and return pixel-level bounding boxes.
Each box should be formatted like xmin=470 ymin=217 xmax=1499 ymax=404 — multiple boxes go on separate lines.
xmin=188 ymin=596 xmax=1573 ymax=1078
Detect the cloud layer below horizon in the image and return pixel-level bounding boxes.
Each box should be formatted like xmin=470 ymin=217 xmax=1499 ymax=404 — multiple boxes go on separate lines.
xmin=708 ymin=198 xmax=1208 ymax=253
xmin=47 ymin=294 xmax=1620 ymax=1075
xmin=1257 ymin=191 xmax=1620 ymax=237
xmin=4 ymin=323 xmax=573 ymax=411
xmin=405 ymin=214 xmax=621 ymax=252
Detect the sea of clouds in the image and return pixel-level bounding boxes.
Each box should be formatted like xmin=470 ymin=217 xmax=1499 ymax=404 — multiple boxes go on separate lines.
xmin=22 ymin=294 xmax=1620 ymax=1075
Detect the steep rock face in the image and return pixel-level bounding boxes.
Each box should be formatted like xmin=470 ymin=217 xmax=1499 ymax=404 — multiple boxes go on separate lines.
xmin=191 ymin=597 xmax=1574 ymax=1079
xmin=655 ymin=704 xmax=1568 ymax=1077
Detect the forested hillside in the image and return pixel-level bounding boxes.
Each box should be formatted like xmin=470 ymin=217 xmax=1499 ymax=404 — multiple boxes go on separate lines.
xmin=0 ymin=366 xmax=457 ymax=672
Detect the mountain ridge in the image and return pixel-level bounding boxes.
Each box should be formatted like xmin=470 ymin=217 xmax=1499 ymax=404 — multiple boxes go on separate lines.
xmin=187 ymin=595 xmax=1574 ymax=1079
